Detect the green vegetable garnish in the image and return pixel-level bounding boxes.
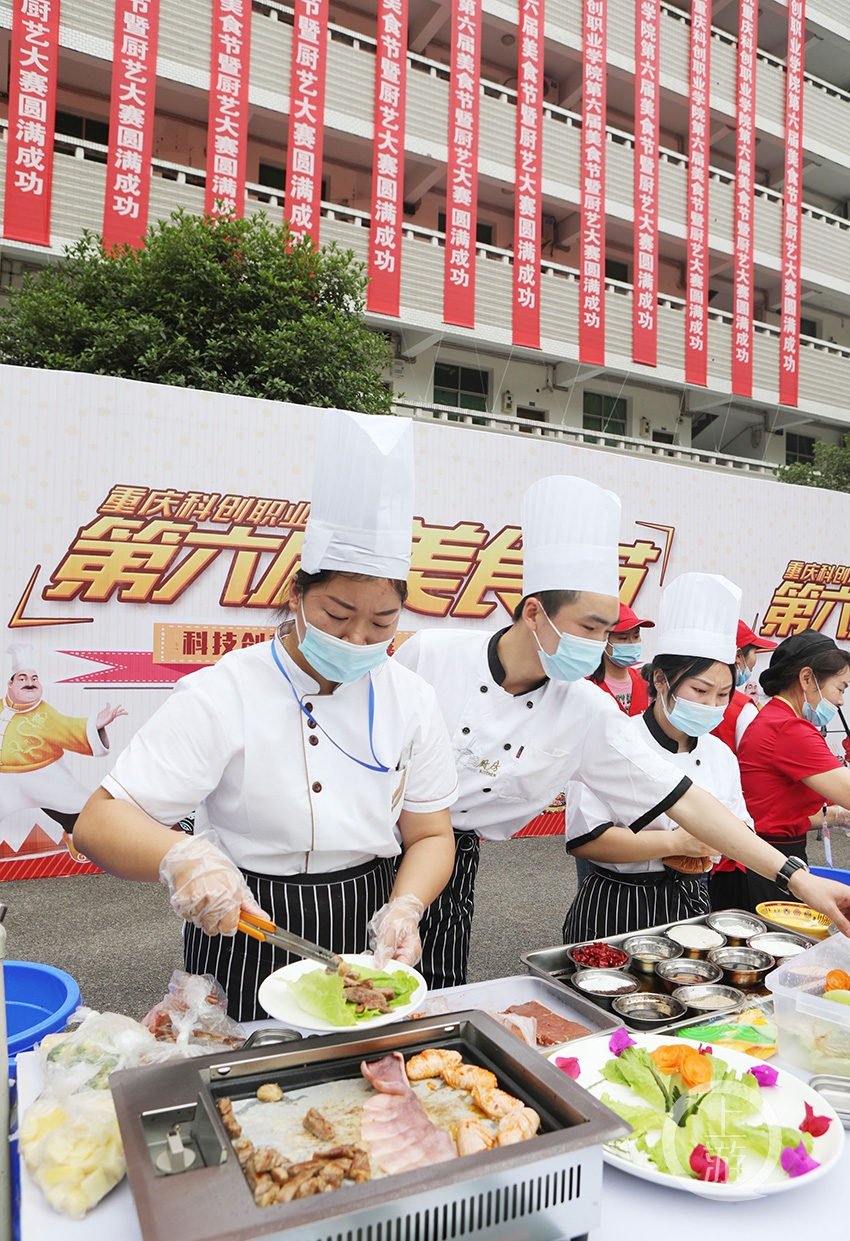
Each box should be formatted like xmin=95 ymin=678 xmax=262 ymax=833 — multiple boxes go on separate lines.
xmin=288 ymin=965 xmax=418 ymax=1026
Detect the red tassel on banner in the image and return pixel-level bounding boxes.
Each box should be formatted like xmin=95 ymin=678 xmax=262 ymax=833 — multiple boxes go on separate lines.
xmin=285 ymin=0 xmax=330 ymax=245
xmin=579 ymin=0 xmax=607 ymax=366
xmin=732 ymin=0 xmax=757 ymax=398
xmin=443 ymin=0 xmax=482 ymax=329
xmin=2 ymin=0 xmax=61 ymax=248
xmin=367 ymin=0 xmax=408 ymax=318
xmin=685 ymin=0 xmax=710 ymax=387
xmin=632 ymin=0 xmax=659 ymax=367
xmin=779 ymin=0 xmax=805 ymax=407
xmin=205 ymin=0 xmax=252 ymax=219
xmin=102 ymin=0 xmax=161 ymax=250
xmin=512 ymin=0 xmax=544 ymax=350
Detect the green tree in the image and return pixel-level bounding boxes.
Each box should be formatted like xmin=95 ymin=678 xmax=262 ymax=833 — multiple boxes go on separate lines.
xmin=0 ymin=209 xmax=394 ymax=414
xmin=776 ymin=434 xmax=850 ymax=493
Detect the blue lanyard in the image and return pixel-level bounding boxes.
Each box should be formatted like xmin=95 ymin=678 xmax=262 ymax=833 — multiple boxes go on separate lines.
xmin=271 ymin=640 xmax=390 ymax=773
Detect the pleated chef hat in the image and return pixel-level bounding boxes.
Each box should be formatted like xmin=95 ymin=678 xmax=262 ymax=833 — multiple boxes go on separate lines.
xmin=300 ymin=409 xmax=415 ymax=580
xmin=7 ymin=643 xmax=35 ymax=675
xmin=522 ymin=475 xmax=622 ymax=597
xmin=655 ymin=573 xmax=742 ymax=664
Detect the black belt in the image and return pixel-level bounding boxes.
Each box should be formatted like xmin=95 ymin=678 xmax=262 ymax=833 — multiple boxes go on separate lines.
xmin=589 ymin=864 xmax=683 ymax=888
xmin=759 ymin=835 xmax=809 ymax=852
xmin=241 ymin=855 xmax=391 ymax=885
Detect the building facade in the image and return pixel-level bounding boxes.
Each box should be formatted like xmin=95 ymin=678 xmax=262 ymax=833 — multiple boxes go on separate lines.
xmin=1 ymin=0 xmax=849 ymax=472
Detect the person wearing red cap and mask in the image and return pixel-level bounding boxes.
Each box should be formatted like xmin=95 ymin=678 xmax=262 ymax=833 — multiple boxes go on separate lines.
xmin=586 ymin=603 xmax=655 ymax=717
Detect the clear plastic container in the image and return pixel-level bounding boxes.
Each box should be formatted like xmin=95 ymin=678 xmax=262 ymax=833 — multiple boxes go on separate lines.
xmin=765 ymin=933 xmax=850 ymax=1076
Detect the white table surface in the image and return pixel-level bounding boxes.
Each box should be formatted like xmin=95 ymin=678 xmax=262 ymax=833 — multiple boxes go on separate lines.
xmin=17 ymin=1011 xmax=848 ymax=1241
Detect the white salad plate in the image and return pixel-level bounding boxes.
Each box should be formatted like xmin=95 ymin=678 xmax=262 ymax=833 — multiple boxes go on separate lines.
xmin=549 ymin=1031 xmax=844 ymax=1200
xmin=258 ymin=952 xmax=427 ymax=1032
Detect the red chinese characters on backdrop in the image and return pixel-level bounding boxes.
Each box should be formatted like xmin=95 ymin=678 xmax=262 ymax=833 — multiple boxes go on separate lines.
xmin=685 ymin=0 xmax=710 ymax=386
xmin=779 ymin=0 xmax=805 ymax=407
xmin=632 ymin=0 xmax=659 ymax=366
xmin=285 ymin=0 xmax=329 ymax=243
xmin=443 ymin=0 xmax=482 ymax=329
xmin=732 ymin=0 xmax=757 ymax=398
xmin=205 ymin=0 xmax=252 ymax=218
xmin=580 ymin=0 xmax=607 ymax=365
xmin=102 ymin=0 xmax=161 ymax=249
xmin=2 ymin=0 xmax=61 ymax=247
xmin=512 ymin=0 xmax=544 ymax=349
xmin=367 ymin=0 xmax=408 ymax=317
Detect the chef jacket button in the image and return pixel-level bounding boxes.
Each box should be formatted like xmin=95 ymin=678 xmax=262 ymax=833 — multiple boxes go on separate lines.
xmin=305 ymin=702 xmax=314 ymax=712
xmin=309 ymin=735 xmax=319 ymax=746
xmin=526 ymin=701 xmax=534 ymax=709
xmin=312 ymin=781 xmax=322 ymax=793
xmin=307 ymin=719 xmax=317 ymax=730
xmin=482 ymin=787 xmax=491 ymax=793
xmin=503 ymin=743 xmax=512 ymax=751
xmin=695 ymin=759 xmax=701 ymax=766
xmin=462 ymin=726 xmax=470 ymax=735
xmin=480 ymin=685 xmax=488 ymax=693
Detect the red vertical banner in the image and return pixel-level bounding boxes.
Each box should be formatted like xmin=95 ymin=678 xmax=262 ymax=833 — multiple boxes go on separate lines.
xmin=732 ymin=0 xmax=757 ymax=397
xmin=285 ymin=0 xmax=329 ymax=244
xmin=367 ymin=0 xmax=408 ymax=317
xmin=580 ymin=0 xmax=607 ymax=365
xmin=685 ymin=0 xmax=710 ymax=386
xmin=205 ymin=0 xmax=252 ymax=219
xmin=2 ymin=0 xmax=61 ymax=247
xmin=512 ymin=0 xmax=544 ymax=349
xmin=632 ymin=0 xmax=659 ymax=366
xmin=102 ymin=0 xmax=160 ymax=250
xmin=780 ymin=0 xmax=805 ymax=407
xmin=443 ymin=0 xmax=482 ymax=329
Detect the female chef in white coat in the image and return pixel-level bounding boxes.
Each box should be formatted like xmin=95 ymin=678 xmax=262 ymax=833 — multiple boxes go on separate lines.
xmin=74 ymin=411 xmax=457 ymax=1020
xmin=564 ymin=573 xmax=754 ymax=940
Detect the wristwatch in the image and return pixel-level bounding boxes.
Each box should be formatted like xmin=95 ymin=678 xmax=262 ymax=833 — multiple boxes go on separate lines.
xmin=775 ymin=856 xmax=809 ymax=895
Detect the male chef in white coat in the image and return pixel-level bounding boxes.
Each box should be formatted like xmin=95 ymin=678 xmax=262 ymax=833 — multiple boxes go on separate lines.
xmin=394 ymin=474 xmax=850 ymax=987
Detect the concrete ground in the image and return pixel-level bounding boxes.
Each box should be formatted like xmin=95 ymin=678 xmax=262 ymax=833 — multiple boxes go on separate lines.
xmin=4 ymin=831 xmax=848 ymax=1020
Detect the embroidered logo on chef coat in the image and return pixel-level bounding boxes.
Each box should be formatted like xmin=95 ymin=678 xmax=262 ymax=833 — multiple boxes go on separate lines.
xmin=456 ymin=745 xmax=500 ymax=778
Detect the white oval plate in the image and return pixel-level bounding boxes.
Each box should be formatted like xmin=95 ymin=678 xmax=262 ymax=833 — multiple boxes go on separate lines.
xmin=548 ymin=1031 xmax=844 ymax=1200
xmin=258 ymin=953 xmax=427 ymax=1032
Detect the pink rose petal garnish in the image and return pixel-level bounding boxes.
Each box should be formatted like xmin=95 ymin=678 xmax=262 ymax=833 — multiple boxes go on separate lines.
xmin=781 ymin=1141 xmax=821 ymax=1179
xmin=698 ymin=1043 xmax=713 ymax=1056
xmin=689 ymin=1144 xmax=729 ymax=1183
xmin=608 ymin=1027 xmax=636 ymax=1057
xmin=747 ymin=1064 xmax=779 ymax=1088
xmin=799 ymin=1101 xmax=831 ymax=1137
xmin=554 ymin=1056 xmax=581 ymax=1080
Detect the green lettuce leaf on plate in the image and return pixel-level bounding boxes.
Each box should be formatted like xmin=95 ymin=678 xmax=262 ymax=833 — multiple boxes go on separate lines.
xmin=288 ymin=965 xmax=418 ymax=1026
xmin=602 ymin=1046 xmax=667 ymax=1110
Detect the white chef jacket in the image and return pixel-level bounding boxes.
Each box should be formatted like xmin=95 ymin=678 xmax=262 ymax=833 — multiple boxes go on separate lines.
xmin=103 ymin=637 xmax=458 ymax=875
xmin=392 ymin=628 xmax=691 ymax=841
xmin=566 ymin=706 xmax=754 ymax=874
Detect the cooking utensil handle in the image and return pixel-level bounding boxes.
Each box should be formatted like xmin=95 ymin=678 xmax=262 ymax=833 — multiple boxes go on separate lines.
xmin=239 ymin=909 xmax=276 ymax=934
xmin=238 ymin=920 xmax=266 ymax=943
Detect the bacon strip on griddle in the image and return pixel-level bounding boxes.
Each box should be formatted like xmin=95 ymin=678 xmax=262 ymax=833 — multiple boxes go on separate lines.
xmin=360 ymin=1052 xmax=458 ymax=1174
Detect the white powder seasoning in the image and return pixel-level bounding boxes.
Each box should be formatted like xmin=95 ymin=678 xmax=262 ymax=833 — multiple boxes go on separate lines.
xmin=666 ymin=924 xmax=725 ymax=950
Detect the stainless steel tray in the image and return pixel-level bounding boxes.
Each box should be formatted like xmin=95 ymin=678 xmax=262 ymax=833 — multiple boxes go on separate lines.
xmin=809 ymin=1075 xmax=850 ymax=1128
xmin=431 ymin=973 xmax=620 ymax=1041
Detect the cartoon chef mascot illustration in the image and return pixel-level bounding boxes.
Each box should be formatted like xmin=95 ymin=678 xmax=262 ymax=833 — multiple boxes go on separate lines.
xmin=0 ymin=643 xmax=126 ymax=858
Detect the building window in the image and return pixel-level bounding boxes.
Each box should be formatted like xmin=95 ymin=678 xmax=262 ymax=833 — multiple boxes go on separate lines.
xmin=800 ymin=317 xmax=819 ymax=340
xmin=582 ymin=391 xmax=627 ymax=444
xmin=652 ymin=430 xmax=675 ymax=444
xmin=785 ymin=433 xmax=816 ymax=465
xmin=437 ymin=213 xmax=493 ymax=247
xmin=605 ymin=258 xmax=629 ymax=284
xmin=433 ymin=363 xmax=488 ymax=422
xmin=56 ymin=110 xmax=110 ymax=146
xmin=517 ymin=406 xmax=546 ymax=434
xmin=258 ymin=162 xmax=286 ymax=192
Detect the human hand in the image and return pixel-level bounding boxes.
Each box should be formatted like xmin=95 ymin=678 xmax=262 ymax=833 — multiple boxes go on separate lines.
xmin=159 ymin=834 xmax=267 ymax=936
xmin=831 ymin=806 xmax=850 ymax=829
xmin=367 ymin=894 xmax=425 ymax=969
xmin=791 ymin=870 xmax=850 ymax=937
xmin=668 ymin=828 xmax=714 ymax=857
xmin=96 ymin=702 xmax=128 ymax=730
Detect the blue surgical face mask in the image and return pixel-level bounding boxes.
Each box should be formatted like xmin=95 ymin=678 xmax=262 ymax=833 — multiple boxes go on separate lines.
xmin=735 ymin=663 xmax=750 ymax=689
xmin=608 ymin=641 xmax=642 ymax=668
xmin=297 ymin=604 xmax=391 ymax=683
xmin=534 ymin=606 xmax=607 ymax=682
xmin=802 ymin=680 xmax=838 ymax=729
xmin=661 ymin=683 xmax=727 ymax=737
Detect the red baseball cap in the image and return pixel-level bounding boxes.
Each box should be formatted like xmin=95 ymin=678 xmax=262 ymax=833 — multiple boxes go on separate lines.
xmin=613 ymin=602 xmax=655 ymax=632
xmin=736 ymin=620 xmax=776 ymax=651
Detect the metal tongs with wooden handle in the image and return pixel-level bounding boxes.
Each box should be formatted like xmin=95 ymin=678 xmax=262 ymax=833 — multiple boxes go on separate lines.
xmin=237 ymin=909 xmax=342 ymax=972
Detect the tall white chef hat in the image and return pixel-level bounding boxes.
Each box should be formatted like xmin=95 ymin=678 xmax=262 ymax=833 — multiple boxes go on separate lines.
xmin=300 ymin=409 xmax=415 ymax=580
xmin=521 ymin=475 xmax=622 ymax=598
xmin=7 ymin=643 xmax=36 ymax=676
xmin=655 ymin=573 xmax=742 ymax=664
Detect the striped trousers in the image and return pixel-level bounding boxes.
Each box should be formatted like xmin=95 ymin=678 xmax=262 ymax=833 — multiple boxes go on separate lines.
xmin=416 ymin=830 xmax=481 ymax=990
xmin=184 ymin=855 xmax=395 ymax=1022
xmin=562 ymin=865 xmax=710 ymax=943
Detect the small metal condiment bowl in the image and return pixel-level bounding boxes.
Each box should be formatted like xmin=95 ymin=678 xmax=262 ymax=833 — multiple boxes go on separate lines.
xmin=569 ymin=967 xmax=641 ymax=1011
xmin=705 ymin=911 xmax=766 ymax=946
xmin=611 ymin=992 xmax=688 ymax=1030
xmin=664 ymin=923 xmax=727 ymax=959
xmin=747 ymin=931 xmax=810 ymax=964
xmin=671 ymin=983 xmax=745 ymax=1014
xmin=566 ymin=941 xmax=632 ymax=972
xmin=654 ymin=957 xmax=724 ymax=993
xmin=707 ymin=946 xmax=775 ymax=988
xmin=620 ymin=935 xmax=684 ymax=975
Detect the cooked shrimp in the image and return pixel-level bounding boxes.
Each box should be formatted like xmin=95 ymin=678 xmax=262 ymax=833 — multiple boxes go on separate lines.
xmin=456 ymin=1117 xmax=496 ymax=1157
xmin=496 ymin=1107 xmax=540 ymax=1145
xmin=441 ymin=1063 xmax=498 ymax=1092
xmin=406 ymin=1049 xmax=463 ymax=1080
xmin=471 ymin=1085 xmax=524 ymax=1119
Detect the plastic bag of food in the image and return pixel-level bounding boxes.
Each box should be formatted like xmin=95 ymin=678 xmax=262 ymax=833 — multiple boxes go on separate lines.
xmin=484 ymin=1010 xmax=538 ymax=1047
xmin=141 ymin=970 xmax=245 ymax=1049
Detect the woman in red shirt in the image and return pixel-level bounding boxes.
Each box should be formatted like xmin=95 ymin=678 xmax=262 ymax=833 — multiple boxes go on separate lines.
xmin=587 ymin=602 xmax=654 ymax=716
xmin=738 ymin=629 xmax=850 ymax=910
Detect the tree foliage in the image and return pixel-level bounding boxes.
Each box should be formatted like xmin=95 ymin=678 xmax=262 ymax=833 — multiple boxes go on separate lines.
xmin=775 ymin=434 xmax=850 ymax=494
xmin=0 ymin=209 xmax=394 ymax=413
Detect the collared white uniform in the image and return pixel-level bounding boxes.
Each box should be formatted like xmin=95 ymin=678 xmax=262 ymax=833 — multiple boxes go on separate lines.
xmin=392 ymin=628 xmax=692 ymax=985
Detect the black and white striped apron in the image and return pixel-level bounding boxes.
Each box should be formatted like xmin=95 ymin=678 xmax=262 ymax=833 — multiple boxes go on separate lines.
xmin=184 ymin=855 xmax=396 ymax=1022
xmin=416 ymin=829 xmax=481 ymax=990
xmin=562 ymin=864 xmax=710 ymax=943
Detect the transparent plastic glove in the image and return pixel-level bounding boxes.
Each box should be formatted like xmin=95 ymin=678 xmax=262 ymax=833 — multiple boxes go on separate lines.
xmin=367 ymin=894 xmax=425 ymax=969
xmin=158 ymin=834 xmax=267 ymax=937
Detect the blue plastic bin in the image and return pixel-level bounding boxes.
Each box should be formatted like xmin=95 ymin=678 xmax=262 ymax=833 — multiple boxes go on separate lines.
xmin=5 ymin=960 xmax=81 ymax=1074
xmin=810 ymin=866 xmax=850 ymax=887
